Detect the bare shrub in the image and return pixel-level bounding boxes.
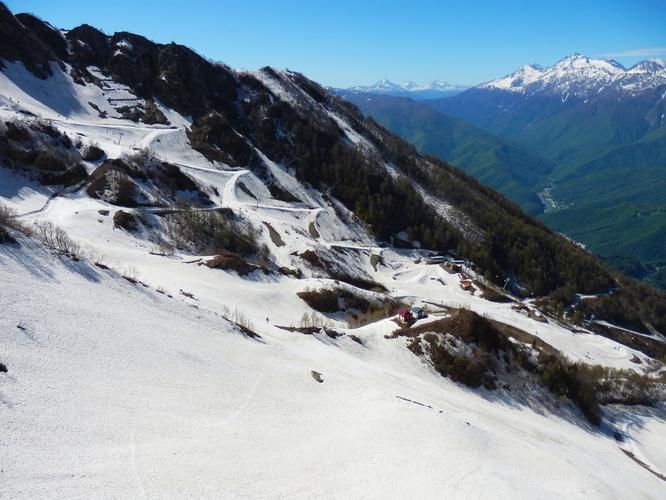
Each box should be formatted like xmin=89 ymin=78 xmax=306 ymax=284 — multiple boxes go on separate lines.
xmin=299 ymin=311 xmax=334 ymax=329
xmin=164 ymin=210 xmax=259 ymax=256
xmin=34 ymin=221 xmax=81 ymax=258
xmin=393 ymin=308 xmax=664 ymax=425
xmin=0 ymin=204 xmax=28 ymax=236
xmin=221 ymin=306 xmax=258 ymax=337
xmin=232 ymin=308 xmax=255 ymax=332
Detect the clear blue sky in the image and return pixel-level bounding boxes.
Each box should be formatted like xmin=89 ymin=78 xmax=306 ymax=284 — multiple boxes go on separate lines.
xmin=7 ymin=0 xmax=666 ymax=87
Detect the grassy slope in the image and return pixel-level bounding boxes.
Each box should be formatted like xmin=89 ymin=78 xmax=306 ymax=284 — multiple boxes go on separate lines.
xmin=345 ymin=94 xmax=552 ymax=214
xmin=541 ymin=126 xmax=666 ymax=282
xmin=427 ymin=90 xmax=661 ymax=177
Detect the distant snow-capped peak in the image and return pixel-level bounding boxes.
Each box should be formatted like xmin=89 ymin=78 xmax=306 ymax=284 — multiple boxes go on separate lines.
xmin=479 ymin=53 xmax=666 ymax=98
xmin=345 ymin=79 xmax=468 ymax=97
xmin=627 ymin=58 xmax=666 ymax=73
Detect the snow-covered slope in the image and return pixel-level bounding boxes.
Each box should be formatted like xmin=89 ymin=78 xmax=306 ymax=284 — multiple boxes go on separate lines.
xmin=3 ymin=235 xmax=666 ymax=498
xmin=479 ymin=53 xmax=666 ymax=99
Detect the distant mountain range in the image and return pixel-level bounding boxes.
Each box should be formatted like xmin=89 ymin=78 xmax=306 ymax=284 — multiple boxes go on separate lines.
xmin=335 ymin=79 xmax=468 ymax=99
xmin=479 ymin=53 xmax=666 ymax=98
xmin=341 ymin=54 xmax=666 ymax=288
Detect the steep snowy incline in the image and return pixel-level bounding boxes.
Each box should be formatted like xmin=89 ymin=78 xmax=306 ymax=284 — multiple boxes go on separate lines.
xmin=1 ymin=237 xmax=665 ymax=499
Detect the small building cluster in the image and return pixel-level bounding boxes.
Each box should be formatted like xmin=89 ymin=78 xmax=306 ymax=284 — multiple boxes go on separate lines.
xmin=397 ymin=306 xmax=428 ymax=324
xmin=458 ymin=271 xmax=474 ymax=292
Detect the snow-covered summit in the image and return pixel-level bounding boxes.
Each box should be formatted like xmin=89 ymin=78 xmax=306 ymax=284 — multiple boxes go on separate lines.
xmin=343 ymin=79 xmax=468 ymax=99
xmin=479 ymin=53 xmax=666 ymax=98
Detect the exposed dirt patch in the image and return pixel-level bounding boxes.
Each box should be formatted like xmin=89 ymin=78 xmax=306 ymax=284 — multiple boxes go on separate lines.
xmin=278 ymin=325 xmax=343 ymax=337
xmin=278 ymin=266 xmax=301 ymax=278
xmin=233 ymin=322 xmax=262 ymax=340
xmin=263 ymin=221 xmax=285 ymax=247
xmin=299 ymin=249 xmax=324 ymax=268
xmin=203 ymin=251 xmax=270 ymax=276
xmin=308 ymin=221 xmax=320 ymax=239
xmin=331 ymin=273 xmax=387 ymax=293
xmin=370 ymin=253 xmax=383 ymax=271
xmin=237 ymin=181 xmax=257 ymax=199
xmin=349 ymin=334 xmax=364 ymax=346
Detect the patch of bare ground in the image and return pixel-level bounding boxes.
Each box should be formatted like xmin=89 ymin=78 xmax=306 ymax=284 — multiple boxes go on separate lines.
xmin=202 ymin=251 xmax=271 ymax=276
xmin=296 ymin=287 xmax=399 ymax=329
xmin=263 ymin=221 xmax=285 ymax=247
xmin=237 ymin=181 xmax=257 ymax=199
xmin=475 ymin=280 xmax=514 ymax=303
xmin=308 ymin=221 xmax=320 ymax=239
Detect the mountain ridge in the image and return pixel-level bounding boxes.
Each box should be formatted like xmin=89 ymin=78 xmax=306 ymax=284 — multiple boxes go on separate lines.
xmin=477 ymin=53 xmax=666 ymax=99
xmin=336 ymin=78 xmax=467 ymax=99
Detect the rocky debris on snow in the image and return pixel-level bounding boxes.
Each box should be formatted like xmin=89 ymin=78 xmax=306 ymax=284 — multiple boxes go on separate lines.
xmin=112 ymin=210 xmax=138 ymax=231
xmin=202 ymin=251 xmax=270 ymax=277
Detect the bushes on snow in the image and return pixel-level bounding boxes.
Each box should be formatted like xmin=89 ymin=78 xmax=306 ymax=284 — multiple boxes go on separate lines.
xmin=163 ymin=209 xmax=260 ymax=256
xmin=34 ymin=221 xmax=81 ymax=258
xmin=393 ymin=308 xmax=663 ymax=425
xmin=297 ymin=286 xmax=396 ymax=319
xmin=0 ymin=203 xmax=31 ymax=243
xmin=0 ymin=119 xmax=87 ymax=186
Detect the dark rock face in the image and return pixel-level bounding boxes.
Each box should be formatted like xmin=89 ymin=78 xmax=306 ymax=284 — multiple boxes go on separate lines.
xmin=15 ymin=13 xmax=68 ymax=60
xmin=106 ymin=32 xmax=159 ymax=97
xmin=86 ymin=156 xmax=210 ymax=207
xmin=0 ymin=3 xmax=57 ymax=77
xmin=65 ymin=24 xmax=110 ymax=68
xmin=154 ymin=43 xmax=238 ymax=117
xmin=7 ymin=4 xmax=240 ymax=121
